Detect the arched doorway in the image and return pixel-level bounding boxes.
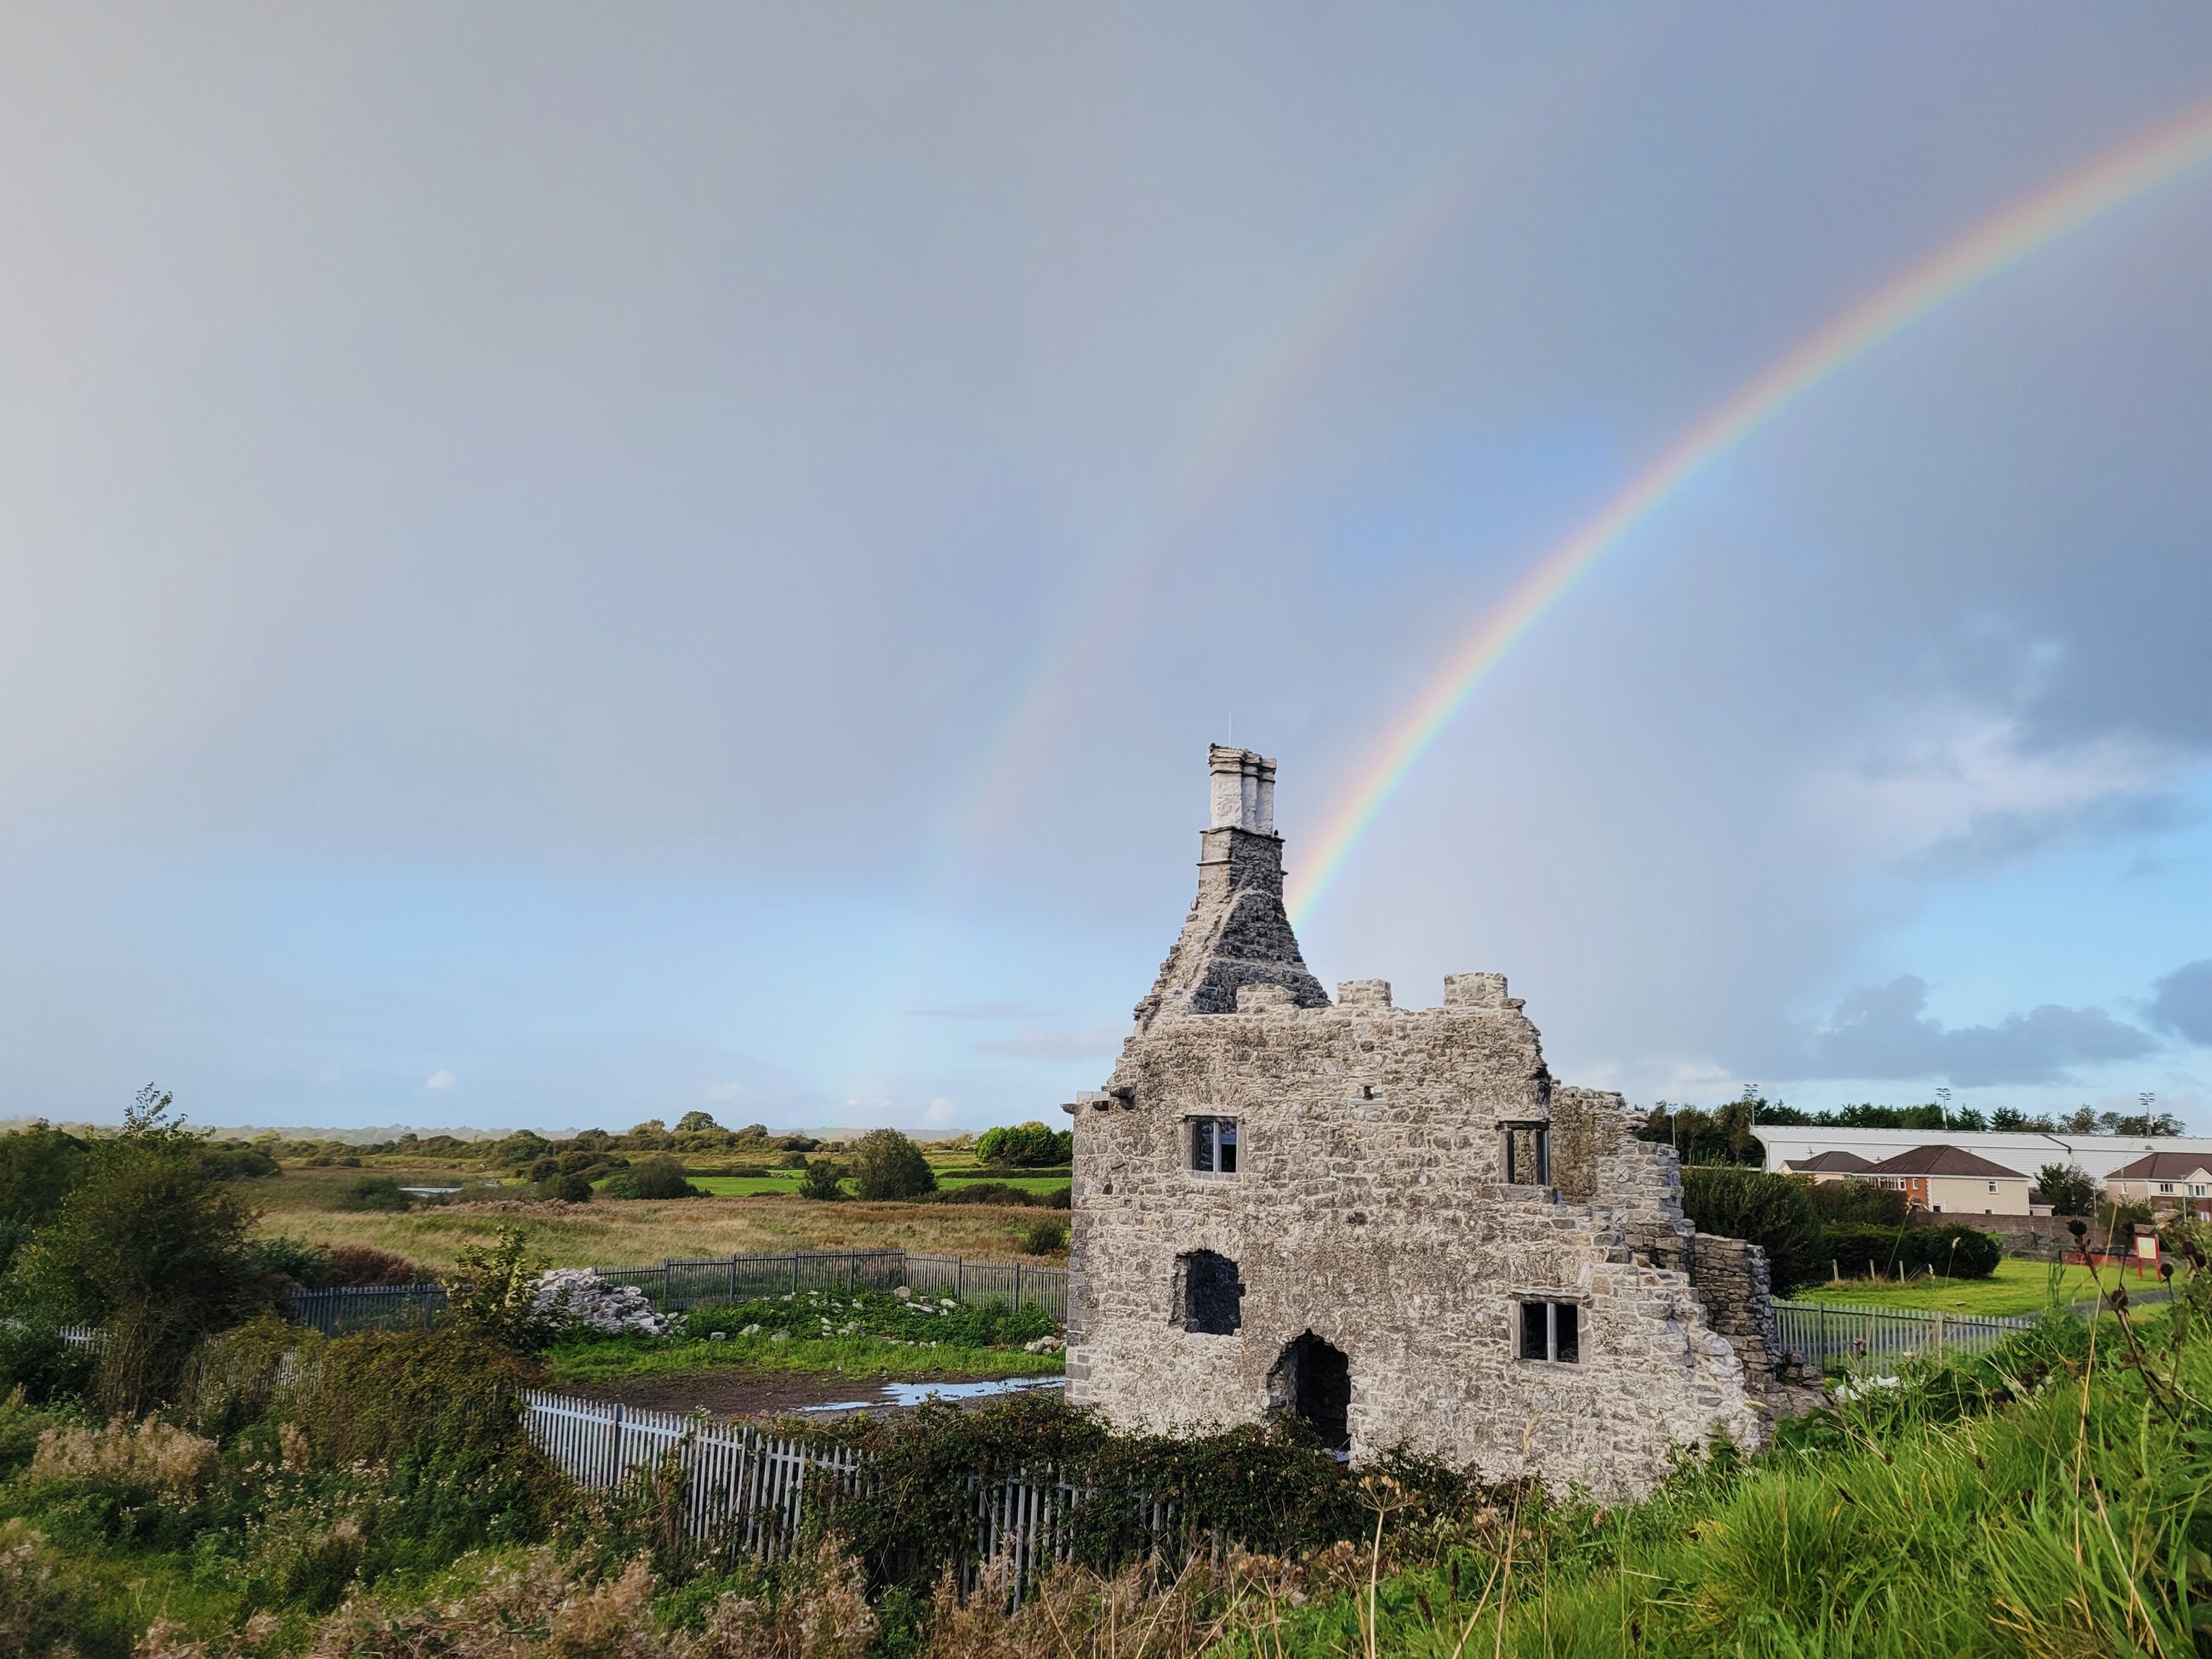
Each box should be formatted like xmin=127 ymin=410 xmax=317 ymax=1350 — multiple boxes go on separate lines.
xmin=1267 ymin=1332 xmax=1350 ymax=1451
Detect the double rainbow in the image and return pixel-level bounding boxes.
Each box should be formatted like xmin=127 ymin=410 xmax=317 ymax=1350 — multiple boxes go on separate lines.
xmin=1288 ymin=95 xmax=2212 ymax=925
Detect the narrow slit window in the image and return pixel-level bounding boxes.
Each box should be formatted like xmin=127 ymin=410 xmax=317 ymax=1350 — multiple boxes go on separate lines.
xmin=1517 ymin=1299 xmax=1581 ymax=1364
xmin=1191 ymin=1117 xmax=1238 ymax=1175
xmin=1502 ymin=1122 xmax=1550 ymax=1187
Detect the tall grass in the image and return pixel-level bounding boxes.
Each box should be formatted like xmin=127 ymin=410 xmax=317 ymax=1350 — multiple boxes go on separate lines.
xmin=1257 ymin=1306 xmax=2208 ymax=1656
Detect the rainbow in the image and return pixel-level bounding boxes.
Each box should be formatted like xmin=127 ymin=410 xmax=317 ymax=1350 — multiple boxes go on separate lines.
xmin=944 ymin=23 xmax=1666 ymax=855
xmin=1288 ymin=95 xmax=2212 ymax=926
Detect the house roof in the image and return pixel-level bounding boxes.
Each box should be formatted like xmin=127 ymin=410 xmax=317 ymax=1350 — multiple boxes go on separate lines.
xmin=2107 ymin=1152 xmax=2212 ymax=1182
xmin=1858 ymin=1143 xmax=2029 ymax=1180
xmin=1779 ymin=1149 xmax=1873 ymax=1173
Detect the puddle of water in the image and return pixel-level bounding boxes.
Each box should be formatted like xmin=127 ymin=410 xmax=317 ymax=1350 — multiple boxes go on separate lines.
xmin=881 ymin=1376 xmax=1063 ymax=1407
xmin=796 ymin=1376 xmax=1064 ymax=1414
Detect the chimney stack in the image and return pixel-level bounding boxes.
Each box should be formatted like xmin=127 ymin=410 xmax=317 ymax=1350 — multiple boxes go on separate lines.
xmin=1207 ymin=744 xmax=1276 ymax=835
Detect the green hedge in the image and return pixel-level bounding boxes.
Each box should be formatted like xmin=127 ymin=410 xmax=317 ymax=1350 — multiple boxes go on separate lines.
xmin=1818 ymin=1222 xmax=2002 ymax=1280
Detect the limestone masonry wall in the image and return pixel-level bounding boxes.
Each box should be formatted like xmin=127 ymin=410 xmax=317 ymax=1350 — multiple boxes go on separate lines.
xmin=1067 ymin=746 xmax=1806 ymax=1501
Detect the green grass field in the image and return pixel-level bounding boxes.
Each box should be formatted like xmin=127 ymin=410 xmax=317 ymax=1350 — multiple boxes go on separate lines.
xmin=544 ymin=1332 xmax=1066 ymax=1386
xmin=1790 ymin=1254 xmax=2148 ymax=1314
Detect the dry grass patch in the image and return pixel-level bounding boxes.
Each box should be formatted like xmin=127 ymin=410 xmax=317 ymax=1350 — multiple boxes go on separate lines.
xmin=258 ymin=1194 xmax=1066 ymax=1273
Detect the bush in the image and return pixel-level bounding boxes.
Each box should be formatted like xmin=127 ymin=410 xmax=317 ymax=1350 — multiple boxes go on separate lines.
xmin=1819 ymin=1222 xmax=2002 ymax=1280
xmin=533 ymin=1172 xmax=596 ymax=1203
xmin=1020 ymin=1217 xmax=1069 ymax=1256
xmin=798 ymin=1157 xmax=847 ymax=1201
xmin=337 ymin=1175 xmax=412 ymax=1212
xmin=0 ymin=1322 xmax=94 ymax=1405
xmin=290 ymin=1329 xmax=558 ymax=1564
xmin=248 ymin=1234 xmax=330 ymax=1288
xmin=0 ymin=1124 xmax=87 ymax=1272
xmin=1804 ymin=1177 xmax=1911 ymax=1225
xmin=0 ymin=1519 xmax=99 ymax=1659
xmin=933 ymin=1181 xmax=1046 ymax=1206
xmin=440 ymin=1226 xmax=556 ymax=1352
xmin=847 ymin=1131 xmax=936 ymax=1201
xmin=614 ymin=1159 xmax=698 ymax=1203
xmin=1677 ymin=1166 xmax=1824 ymax=1295
xmin=321 ymin=1244 xmax=423 ymax=1287
xmin=5 ymin=1087 xmax=271 ymax=1414
xmin=975 ymin=1122 xmax=1073 ymax=1168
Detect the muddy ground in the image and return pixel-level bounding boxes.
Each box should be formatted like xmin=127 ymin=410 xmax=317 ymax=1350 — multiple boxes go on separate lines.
xmin=568 ymin=1365 xmax=1064 ymax=1420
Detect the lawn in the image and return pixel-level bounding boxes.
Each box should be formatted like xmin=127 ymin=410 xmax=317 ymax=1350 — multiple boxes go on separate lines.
xmin=1789 ymin=1253 xmax=2147 ymax=1314
xmin=252 ymin=1167 xmax=1069 ymax=1272
xmin=543 ymin=1286 xmax=1065 ymax=1385
xmin=545 ymin=1332 xmax=1066 ymax=1387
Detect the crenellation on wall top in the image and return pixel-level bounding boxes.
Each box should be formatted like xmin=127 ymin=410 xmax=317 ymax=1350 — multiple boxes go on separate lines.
xmin=1444 ymin=972 xmax=1524 ymax=1011
xmin=1336 ymin=979 xmax=1392 ymax=1009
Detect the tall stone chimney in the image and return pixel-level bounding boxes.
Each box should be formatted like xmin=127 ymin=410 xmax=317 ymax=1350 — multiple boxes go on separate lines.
xmin=1208 ymin=744 xmax=1275 ymax=834
xmin=1132 ymin=745 xmax=1328 ymax=1029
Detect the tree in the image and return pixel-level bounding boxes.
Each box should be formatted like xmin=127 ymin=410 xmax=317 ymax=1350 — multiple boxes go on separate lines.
xmin=2037 ymin=1163 xmax=2098 ymax=1218
xmin=977 ymin=1122 xmax=1072 ymax=1167
xmin=0 ymin=1122 xmax=88 ymax=1270
xmin=798 ymin=1157 xmax=847 ymax=1200
xmin=676 ymin=1110 xmax=720 ymax=1134
xmin=1676 ymin=1166 xmax=1824 ymax=1295
xmin=1713 ymin=1100 xmax=1757 ymax=1167
xmin=2059 ymin=1106 xmax=2099 ymax=1135
xmin=6 ymin=1086 xmax=268 ymax=1411
xmin=611 ymin=1156 xmax=699 ymax=1200
xmin=847 ymin=1130 xmax=938 ymax=1200
xmin=441 ymin=1225 xmax=554 ymax=1352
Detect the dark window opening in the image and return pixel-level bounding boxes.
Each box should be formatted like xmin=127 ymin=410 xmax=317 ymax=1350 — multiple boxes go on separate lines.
xmin=1517 ymin=1299 xmax=1580 ymax=1363
xmin=1267 ymin=1332 xmax=1350 ymax=1451
xmin=1502 ymin=1122 xmax=1550 ymax=1187
xmin=1174 ymin=1250 xmax=1243 ymax=1335
xmin=1191 ymin=1117 xmax=1239 ymax=1174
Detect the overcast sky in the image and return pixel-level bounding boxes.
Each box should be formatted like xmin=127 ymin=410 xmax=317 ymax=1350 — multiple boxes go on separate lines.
xmin=3 ymin=4 xmax=2209 ymax=1136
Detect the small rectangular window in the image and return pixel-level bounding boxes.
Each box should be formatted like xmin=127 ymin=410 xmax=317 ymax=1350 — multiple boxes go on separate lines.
xmin=1987 ymin=1182 xmax=1998 ymax=1194
xmin=1190 ymin=1118 xmax=1237 ymax=1175
xmin=1517 ymin=1299 xmax=1580 ymax=1363
xmin=1501 ymin=1122 xmax=1550 ymax=1187
xmin=2160 ymin=1182 xmax=2174 ymax=1194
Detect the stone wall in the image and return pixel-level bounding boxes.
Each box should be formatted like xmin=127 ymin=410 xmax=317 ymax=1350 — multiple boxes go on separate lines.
xmin=1068 ymin=750 xmax=1790 ymax=1502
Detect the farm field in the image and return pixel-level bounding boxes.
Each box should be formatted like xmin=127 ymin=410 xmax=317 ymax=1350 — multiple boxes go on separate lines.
xmin=253 ymin=1166 xmax=1067 ymax=1271
xmin=1791 ymin=1255 xmax=2122 ymax=1314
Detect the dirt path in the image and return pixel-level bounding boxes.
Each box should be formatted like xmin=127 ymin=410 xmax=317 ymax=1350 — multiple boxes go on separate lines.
xmin=567 ymin=1365 xmax=1064 ymax=1420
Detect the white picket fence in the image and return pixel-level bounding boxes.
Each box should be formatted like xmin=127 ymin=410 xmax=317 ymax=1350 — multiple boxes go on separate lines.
xmin=521 ymin=1388 xmax=1172 ymax=1596
xmin=1771 ymin=1298 xmax=2038 ymax=1367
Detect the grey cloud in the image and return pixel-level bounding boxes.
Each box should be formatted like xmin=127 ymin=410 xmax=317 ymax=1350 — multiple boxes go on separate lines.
xmin=1905 ymin=790 xmax=2196 ymax=881
xmin=974 ymin=1027 xmax=1125 ymax=1062
xmin=2148 ymin=961 xmax=2212 ymax=1047
xmin=1793 ymin=977 xmax=2158 ymax=1087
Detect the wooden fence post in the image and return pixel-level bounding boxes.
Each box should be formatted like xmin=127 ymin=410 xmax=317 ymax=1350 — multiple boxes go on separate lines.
xmin=1014 ymin=1263 xmax=1023 ymax=1309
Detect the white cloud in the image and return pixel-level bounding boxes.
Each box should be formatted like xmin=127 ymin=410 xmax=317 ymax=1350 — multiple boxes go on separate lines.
xmin=704 ymin=1081 xmax=745 ymax=1102
xmin=923 ymin=1097 xmax=958 ymax=1126
xmin=424 ymin=1069 xmax=457 ymax=1091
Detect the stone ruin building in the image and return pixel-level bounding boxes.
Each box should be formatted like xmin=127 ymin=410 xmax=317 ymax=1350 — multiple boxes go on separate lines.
xmin=1063 ymin=745 xmax=1811 ymax=1500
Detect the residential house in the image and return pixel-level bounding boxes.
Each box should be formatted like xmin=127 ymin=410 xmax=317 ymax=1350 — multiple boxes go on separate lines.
xmin=1855 ymin=1144 xmax=2032 ymax=1217
xmin=2105 ymin=1153 xmax=2212 ymax=1218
